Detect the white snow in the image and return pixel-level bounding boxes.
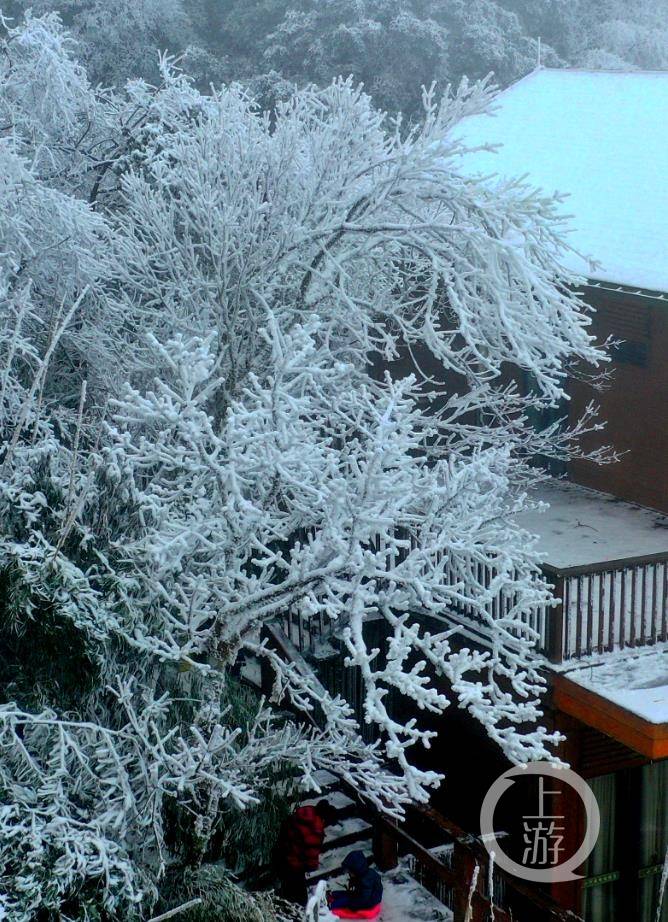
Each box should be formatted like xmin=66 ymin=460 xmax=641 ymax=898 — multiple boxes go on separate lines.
xmin=303 ymin=791 xmax=356 ymax=811
xmin=239 ymin=657 xmax=263 ymax=687
xmin=452 ymin=69 xmax=668 ymax=293
xmin=312 ymin=769 xmax=340 ymax=789
xmin=564 ymin=644 xmax=668 ymax=723
xmin=325 ymin=816 xmax=372 ymax=843
xmin=315 ymin=860 xmax=453 ymax=922
xmin=515 ymin=480 xmax=668 ymax=570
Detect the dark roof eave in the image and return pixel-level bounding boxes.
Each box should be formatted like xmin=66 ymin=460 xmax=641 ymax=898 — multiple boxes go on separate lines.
xmin=583 ymin=278 xmax=668 ymax=304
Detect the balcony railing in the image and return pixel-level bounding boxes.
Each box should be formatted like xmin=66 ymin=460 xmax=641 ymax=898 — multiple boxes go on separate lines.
xmin=543 ymin=552 xmax=668 ymax=663
xmin=276 ymin=517 xmax=668 ymax=665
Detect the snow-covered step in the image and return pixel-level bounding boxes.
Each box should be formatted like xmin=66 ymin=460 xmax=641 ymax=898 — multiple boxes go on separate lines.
xmin=322 ymin=815 xmax=372 ymax=853
xmin=303 ymin=789 xmax=355 ymax=811
xmin=314 ymin=861 xmax=453 ymax=922
xmin=368 ymin=864 xmax=454 ymax=921
xmin=307 ymin=839 xmax=373 ymax=883
xmin=309 ymin=768 xmax=340 ymax=792
xmin=325 ymin=814 xmax=371 ymax=845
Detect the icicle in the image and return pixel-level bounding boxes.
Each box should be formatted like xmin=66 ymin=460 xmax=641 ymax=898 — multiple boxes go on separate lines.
xmin=464 ymin=863 xmax=480 ymax=922
xmin=488 ymin=850 xmax=496 ymax=921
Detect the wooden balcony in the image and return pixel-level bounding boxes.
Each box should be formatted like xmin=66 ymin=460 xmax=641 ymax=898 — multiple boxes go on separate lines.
xmin=518 ymin=481 xmax=668 ymax=663
xmin=542 ymin=554 xmax=668 ymax=663
xmin=278 ymin=481 xmax=668 ymax=667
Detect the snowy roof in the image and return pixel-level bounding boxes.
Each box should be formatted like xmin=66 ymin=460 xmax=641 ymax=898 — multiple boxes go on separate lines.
xmin=565 ymin=645 xmax=668 ymax=725
xmin=515 ymin=480 xmax=668 ymax=570
xmin=452 ymin=69 xmax=668 ymax=294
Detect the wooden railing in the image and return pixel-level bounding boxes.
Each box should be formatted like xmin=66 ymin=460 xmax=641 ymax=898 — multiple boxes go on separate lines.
xmin=375 ymin=806 xmax=583 ymax=922
xmin=278 ymin=542 xmax=668 ymax=666
xmin=411 ymin=550 xmax=668 ymax=663
xmin=280 ymin=607 xmax=333 ymax=653
xmin=544 ymin=553 xmax=668 ymax=663
xmin=257 ymin=622 xmax=583 ymax=922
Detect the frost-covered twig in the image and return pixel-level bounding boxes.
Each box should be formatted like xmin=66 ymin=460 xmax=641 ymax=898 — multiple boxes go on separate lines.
xmin=656 ymin=846 xmax=668 ymax=922
xmin=146 ymin=898 xmax=203 ymax=922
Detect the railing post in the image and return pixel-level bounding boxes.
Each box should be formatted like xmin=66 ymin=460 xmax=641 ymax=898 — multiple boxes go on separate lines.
xmin=259 ymin=646 xmax=275 ymax=698
xmin=452 ymin=840 xmax=478 ymax=922
xmin=547 ymin=573 xmax=565 ymax=665
xmin=372 ymin=817 xmax=398 ymax=872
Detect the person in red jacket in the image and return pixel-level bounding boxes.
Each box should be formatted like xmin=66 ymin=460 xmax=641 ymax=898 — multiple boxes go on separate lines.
xmin=274 ymin=800 xmax=337 ymax=906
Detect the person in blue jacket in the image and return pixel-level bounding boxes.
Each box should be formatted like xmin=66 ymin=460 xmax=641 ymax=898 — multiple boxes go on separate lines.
xmin=328 ymin=850 xmax=383 ymax=913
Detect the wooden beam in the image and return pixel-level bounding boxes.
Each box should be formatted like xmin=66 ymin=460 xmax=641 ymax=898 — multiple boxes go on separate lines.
xmin=544 ymin=551 xmax=668 ymax=579
xmin=552 ymin=674 xmax=668 ymax=759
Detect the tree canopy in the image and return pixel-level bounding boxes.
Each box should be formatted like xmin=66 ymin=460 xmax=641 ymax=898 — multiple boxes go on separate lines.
xmin=0 ymin=9 xmax=612 ymax=922
xmin=4 ymin=0 xmax=668 ymax=117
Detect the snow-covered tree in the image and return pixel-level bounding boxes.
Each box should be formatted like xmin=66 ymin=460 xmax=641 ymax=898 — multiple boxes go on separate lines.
xmin=261 ymin=0 xmax=451 ymax=118
xmin=0 ymin=12 xmax=608 ymax=920
xmin=6 ymin=0 xmax=668 ymax=124
xmin=571 ymin=0 xmax=668 ymax=71
xmin=3 ymin=0 xmax=192 ymax=85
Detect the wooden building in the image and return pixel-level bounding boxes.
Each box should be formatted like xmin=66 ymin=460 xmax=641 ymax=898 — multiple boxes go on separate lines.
xmin=452 ymin=67 xmax=668 ymax=921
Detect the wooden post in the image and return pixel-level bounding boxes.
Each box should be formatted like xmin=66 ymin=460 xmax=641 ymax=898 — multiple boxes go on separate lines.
xmin=549 ymin=714 xmax=585 ymax=916
xmin=259 ymin=649 xmax=275 ymax=698
xmin=452 ymin=840 xmax=478 ymax=922
xmin=372 ymin=818 xmax=399 ymax=872
xmin=547 ymin=574 xmax=565 ymax=665
xmin=575 ymin=575 xmax=583 ymax=657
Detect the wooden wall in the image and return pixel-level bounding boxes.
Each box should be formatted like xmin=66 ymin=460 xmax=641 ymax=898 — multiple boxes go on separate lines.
xmin=568 ymin=287 xmax=668 ymax=514
xmin=370 ymin=284 xmax=668 ymax=513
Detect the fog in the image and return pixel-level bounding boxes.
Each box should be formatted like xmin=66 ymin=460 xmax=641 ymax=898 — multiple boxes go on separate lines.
xmin=3 ymin=0 xmax=668 ymax=114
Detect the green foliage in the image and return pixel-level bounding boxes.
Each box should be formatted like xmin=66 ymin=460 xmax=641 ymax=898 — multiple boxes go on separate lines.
xmin=0 ymin=566 xmax=99 ymax=711
xmin=215 ymin=683 xmax=303 ymax=869
xmin=163 ymin=678 xmax=302 ymax=873
xmin=216 ymin=768 xmax=298 ymax=874
xmin=157 ymin=680 xmax=303 ymax=922
xmin=159 ymin=866 xmax=302 ymax=922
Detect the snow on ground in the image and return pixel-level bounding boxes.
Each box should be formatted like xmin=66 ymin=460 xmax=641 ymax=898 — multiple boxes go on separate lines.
xmin=514 ymin=480 xmax=668 ymax=569
xmin=452 ymin=68 xmax=668 ymax=293
xmin=325 ymin=816 xmax=372 ymax=842
xmin=303 ymin=791 xmax=356 ymax=811
xmin=315 ymin=861 xmax=453 ymax=922
xmin=564 ymin=643 xmax=668 ymax=723
xmin=311 ymin=841 xmax=373 ymax=879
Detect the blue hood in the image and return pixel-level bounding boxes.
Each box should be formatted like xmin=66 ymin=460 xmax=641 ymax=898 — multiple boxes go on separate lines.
xmin=342 ymin=850 xmax=369 ymax=875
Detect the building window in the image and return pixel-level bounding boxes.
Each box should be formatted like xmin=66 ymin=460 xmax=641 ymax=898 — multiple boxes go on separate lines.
xmin=583 ymin=773 xmax=620 ymax=922
xmin=584 ymin=762 xmax=668 ymax=922
xmin=639 ymin=761 xmax=668 ymax=922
